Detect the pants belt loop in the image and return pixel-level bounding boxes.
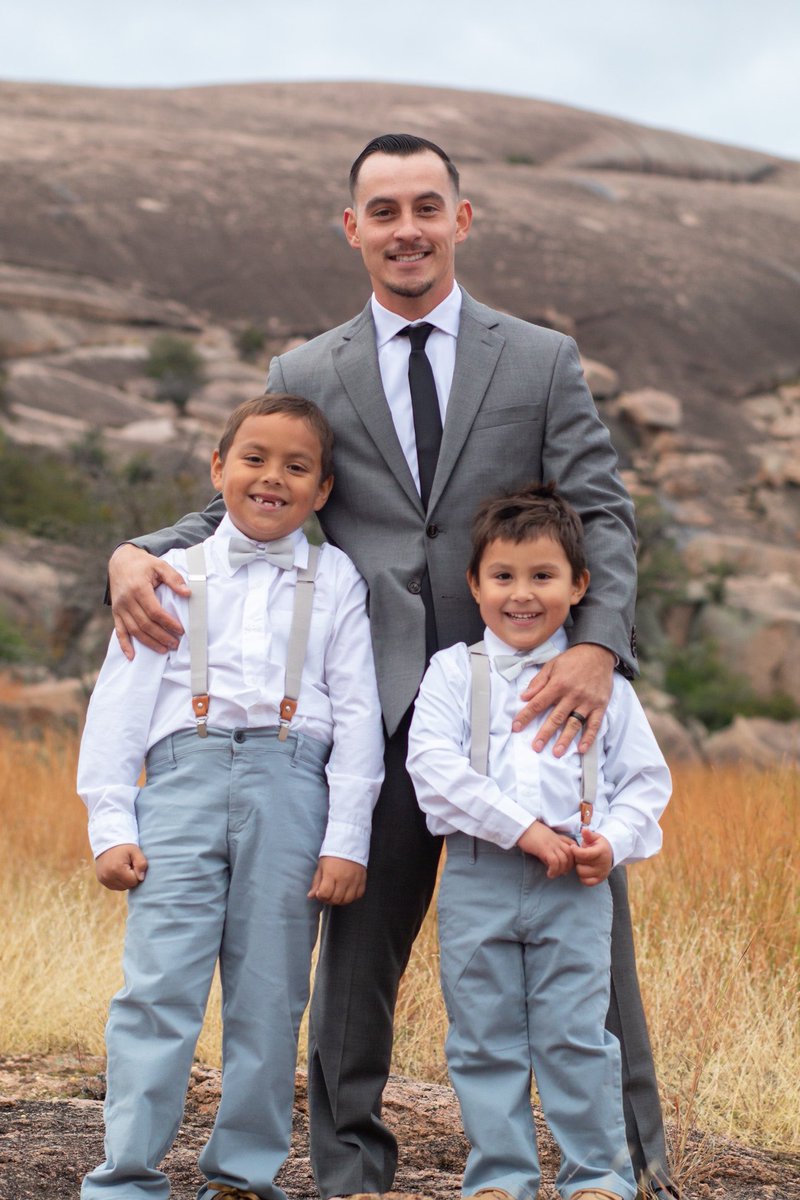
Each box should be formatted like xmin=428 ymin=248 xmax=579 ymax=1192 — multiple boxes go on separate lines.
xmin=470 ymin=836 xmax=477 ymax=864
xmin=166 ymin=732 xmax=177 ymax=767
xmin=290 ymin=731 xmax=305 ymax=765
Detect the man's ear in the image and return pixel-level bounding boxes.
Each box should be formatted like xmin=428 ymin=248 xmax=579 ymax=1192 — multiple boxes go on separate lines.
xmin=455 ymin=198 xmax=473 ymax=245
xmin=343 ymin=207 xmax=360 ymax=248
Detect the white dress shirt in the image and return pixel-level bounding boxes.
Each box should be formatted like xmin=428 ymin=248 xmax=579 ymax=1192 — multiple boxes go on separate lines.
xmin=79 ymin=514 xmax=385 ymax=864
xmin=371 ymin=281 xmax=461 ymax=494
xmin=407 ymin=626 xmax=670 ymax=867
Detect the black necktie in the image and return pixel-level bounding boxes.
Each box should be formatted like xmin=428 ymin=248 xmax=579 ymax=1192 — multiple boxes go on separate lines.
xmin=399 ymin=323 xmax=442 ymax=510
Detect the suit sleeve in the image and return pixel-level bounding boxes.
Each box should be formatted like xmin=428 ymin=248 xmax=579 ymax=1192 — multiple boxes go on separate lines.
xmin=542 ymin=336 xmax=638 ymax=673
xmin=127 ymin=495 xmax=227 ymax=557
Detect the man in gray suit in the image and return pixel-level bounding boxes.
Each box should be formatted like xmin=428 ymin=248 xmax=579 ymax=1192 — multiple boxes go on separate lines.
xmin=109 ymin=134 xmax=672 ymax=1198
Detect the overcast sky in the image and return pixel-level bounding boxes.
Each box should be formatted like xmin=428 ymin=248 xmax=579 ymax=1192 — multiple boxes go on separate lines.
xmin=3 ymin=0 xmax=798 ymax=160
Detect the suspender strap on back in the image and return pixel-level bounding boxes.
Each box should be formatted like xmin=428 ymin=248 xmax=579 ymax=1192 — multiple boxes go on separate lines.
xmin=186 ymin=544 xmax=210 ymax=738
xmin=468 ymin=639 xmax=598 ymax=829
xmin=278 ymin=543 xmax=321 ymax=741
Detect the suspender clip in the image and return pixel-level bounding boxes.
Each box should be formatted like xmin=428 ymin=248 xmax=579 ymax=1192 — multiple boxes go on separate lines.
xmin=278 ymin=696 xmax=298 ymax=742
xmin=192 ymin=693 xmax=210 ymax=738
xmin=579 ymin=800 xmax=593 ymax=828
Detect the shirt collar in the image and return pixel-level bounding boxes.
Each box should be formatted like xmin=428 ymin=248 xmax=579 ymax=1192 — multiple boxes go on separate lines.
xmin=371 ymin=281 xmax=462 ymax=349
xmin=482 ymin=624 xmax=569 ymax=663
xmin=211 ymin=513 xmax=309 ymax=577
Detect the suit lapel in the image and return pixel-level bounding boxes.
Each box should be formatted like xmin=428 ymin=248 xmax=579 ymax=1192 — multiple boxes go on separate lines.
xmin=332 ymin=302 xmax=422 ymax=513
xmin=428 ymin=291 xmax=505 ymax=512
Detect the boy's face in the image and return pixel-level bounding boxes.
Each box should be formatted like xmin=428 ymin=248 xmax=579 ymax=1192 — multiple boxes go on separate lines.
xmin=467 ymin=535 xmax=590 ymax=652
xmin=210 ymin=413 xmax=332 ymax=543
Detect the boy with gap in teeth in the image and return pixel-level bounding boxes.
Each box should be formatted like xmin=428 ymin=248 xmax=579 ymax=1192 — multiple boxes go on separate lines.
xmin=407 ymin=482 xmax=671 ymax=1200
xmin=78 ymin=393 xmax=384 ymax=1200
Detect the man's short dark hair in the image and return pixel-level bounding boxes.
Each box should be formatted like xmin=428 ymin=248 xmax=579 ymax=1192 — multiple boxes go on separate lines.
xmin=217 ymin=393 xmax=334 ymax=482
xmin=349 ymin=133 xmax=460 ymax=197
xmin=467 ymin=482 xmax=588 ymax=583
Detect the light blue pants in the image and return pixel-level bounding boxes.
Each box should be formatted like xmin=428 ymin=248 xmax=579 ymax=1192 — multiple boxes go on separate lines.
xmin=438 ymin=834 xmax=637 ymax=1200
xmin=82 ymin=726 xmax=331 ymax=1200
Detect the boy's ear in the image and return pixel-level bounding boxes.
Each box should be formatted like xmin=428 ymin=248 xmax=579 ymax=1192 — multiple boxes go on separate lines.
xmin=466 ymin=568 xmax=480 ymax=604
xmin=572 ymin=568 xmax=590 ymax=605
xmin=210 ymin=449 xmax=223 ymax=491
xmin=313 ymin=474 xmax=334 ymax=511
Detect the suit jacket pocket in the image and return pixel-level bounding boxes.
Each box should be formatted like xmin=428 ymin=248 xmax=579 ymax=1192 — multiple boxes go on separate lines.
xmin=470 ymin=404 xmax=538 ymax=431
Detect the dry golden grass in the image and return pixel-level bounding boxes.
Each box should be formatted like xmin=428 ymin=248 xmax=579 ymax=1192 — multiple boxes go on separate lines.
xmin=2 ymin=734 xmax=798 ymax=1172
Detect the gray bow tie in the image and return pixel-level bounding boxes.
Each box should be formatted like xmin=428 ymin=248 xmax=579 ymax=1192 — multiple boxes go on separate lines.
xmin=227 ymin=535 xmax=295 ymax=573
xmin=494 ymin=638 xmax=561 ymax=680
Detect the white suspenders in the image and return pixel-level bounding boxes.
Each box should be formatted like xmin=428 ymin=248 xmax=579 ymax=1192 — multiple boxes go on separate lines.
xmin=185 ymin=542 xmax=321 ymax=740
xmin=468 ymin=641 xmax=598 ymax=832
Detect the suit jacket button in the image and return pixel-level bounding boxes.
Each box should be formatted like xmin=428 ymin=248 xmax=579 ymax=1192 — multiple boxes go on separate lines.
xmin=426 ymin=523 xmax=439 ymax=538
xmin=407 ymin=579 xmax=422 ymax=594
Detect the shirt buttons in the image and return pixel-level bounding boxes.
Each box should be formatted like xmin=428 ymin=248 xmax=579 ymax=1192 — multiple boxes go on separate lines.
xmin=407 ymin=579 xmax=422 ymax=594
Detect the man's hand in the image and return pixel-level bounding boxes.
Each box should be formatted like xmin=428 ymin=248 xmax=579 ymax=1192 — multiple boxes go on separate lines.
xmin=95 ymin=844 xmax=149 ymax=891
xmin=517 ymin=820 xmax=576 ymax=878
xmin=109 ymin=543 xmax=190 ymax=660
xmin=573 ymin=829 xmax=614 ymax=886
xmin=307 ymin=857 xmax=367 ymax=905
xmin=512 ymin=643 xmax=615 ymax=757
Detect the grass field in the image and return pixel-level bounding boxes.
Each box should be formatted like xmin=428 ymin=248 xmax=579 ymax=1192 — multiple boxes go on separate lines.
xmin=2 ymin=731 xmax=797 ymax=1178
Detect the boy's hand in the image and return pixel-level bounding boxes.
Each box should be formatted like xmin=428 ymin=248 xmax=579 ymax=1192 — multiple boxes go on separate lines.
xmin=95 ymin=844 xmax=149 ymax=891
xmin=512 ymin=643 xmax=615 ymax=757
xmin=517 ymin=820 xmax=576 ymax=878
xmin=308 ymin=857 xmax=367 ymax=906
xmin=574 ymin=829 xmax=614 ymax=886
xmin=109 ymin=544 xmax=189 ymax=660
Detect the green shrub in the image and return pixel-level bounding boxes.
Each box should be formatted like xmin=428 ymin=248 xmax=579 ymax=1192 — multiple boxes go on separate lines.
xmin=236 ymin=325 xmax=267 ymax=361
xmin=145 ymin=334 xmax=204 ymax=414
xmin=664 ymin=641 xmax=800 ymax=731
xmin=0 ymin=611 xmax=29 ymax=663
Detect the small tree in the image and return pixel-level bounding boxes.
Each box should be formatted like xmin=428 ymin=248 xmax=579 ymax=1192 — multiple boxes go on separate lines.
xmin=145 ymin=334 xmax=205 ymax=415
xmin=236 ymin=324 xmax=267 ymax=362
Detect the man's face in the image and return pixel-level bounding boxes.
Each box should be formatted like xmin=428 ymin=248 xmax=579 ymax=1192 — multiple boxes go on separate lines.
xmin=344 ymin=150 xmax=472 ymax=319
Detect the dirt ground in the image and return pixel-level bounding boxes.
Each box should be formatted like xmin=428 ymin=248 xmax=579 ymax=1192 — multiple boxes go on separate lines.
xmin=0 ymin=1055 xmax=797 ymax=1200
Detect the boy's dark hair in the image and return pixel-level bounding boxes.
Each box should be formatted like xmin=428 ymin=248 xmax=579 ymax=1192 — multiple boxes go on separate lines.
xmin=217 ymin=393 xmax=334 ymax=481
xmin=349 ymin=133 xmax=460 ymax=197
xmin=467 ymin=482 xmax=588 ymax=583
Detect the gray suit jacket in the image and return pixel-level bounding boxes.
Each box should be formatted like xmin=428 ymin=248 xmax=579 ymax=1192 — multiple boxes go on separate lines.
xmin=140 ymin=290 xmax=637 ymax=735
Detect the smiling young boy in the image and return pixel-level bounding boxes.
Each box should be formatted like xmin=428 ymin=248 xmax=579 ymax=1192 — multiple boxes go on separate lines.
xmin=78 ymin=394 xmax=384 ymax=1200
xmin=407 ymin=483 xmax=671 ymax=1200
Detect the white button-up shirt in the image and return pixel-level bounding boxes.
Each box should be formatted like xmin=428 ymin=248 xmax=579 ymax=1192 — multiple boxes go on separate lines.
xmin=79 ymin=515 xmax=385 ymax=864
xmin=407 ymin=626 xmax=670 ymax=867
xmin=371 ymin=282 xmax=461 ymax=494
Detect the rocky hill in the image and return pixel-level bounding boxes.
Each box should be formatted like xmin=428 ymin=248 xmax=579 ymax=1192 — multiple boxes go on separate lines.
xmin=1 ymin=80 xmax=799 ymax=761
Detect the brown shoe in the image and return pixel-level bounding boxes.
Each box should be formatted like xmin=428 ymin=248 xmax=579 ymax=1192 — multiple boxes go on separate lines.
xmin=467 ymin=1190 xmax=517 ymax=1200
xmin=207 ymin=1184 xmax=262 ymax=1200
xmin=570 ymin=1190 xmax=623 ymax=1200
